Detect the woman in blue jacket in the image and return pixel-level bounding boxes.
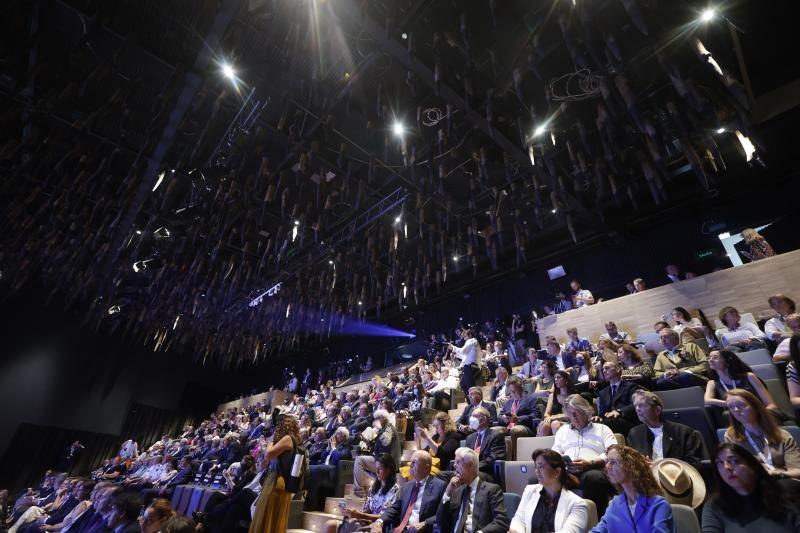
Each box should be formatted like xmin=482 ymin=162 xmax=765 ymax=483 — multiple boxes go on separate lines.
xmin=592 ymin=444 xmax=675 ymax=533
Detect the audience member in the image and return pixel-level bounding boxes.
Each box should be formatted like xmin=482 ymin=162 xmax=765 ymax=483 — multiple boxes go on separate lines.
xmin=198 ymin=455 xmax=265 ymax=532
xmin=508 ymin=449 xmax=588 ymax=533
xmin=765 ymin=294 xmax=795 ymax=343
xmin=161 ymin=515 xmax=196 ymax=533
xmin=627 ymin=391 xmax=708 ymax=466
xmin=546 ymin=339 xmax=578 ymax=372
xmin=325 ymin=454 xmax=399 ymax=533
xmin=653 ymin=328 xmax=709 ymax=389
xmin=702 ymin=442 xmax=800 ymax=532
xmin=490 ymin=366 xmax=510 ymax=407
xmin=464 ymin=407 xmax=506 ymax=483
xmin=739 ymin=227 xmax=776 ymax=262
xmin=592 ymin=361 xmax=640 ymax=436
xmin=715 ymin=306 xmax=767 ymax=352
xmin=564 ymin=327 xmax=593 ymax=358
xmin=518 ymin=348 xmax=544 ymax=382
xmin=670 ymin=307 xmax=710 ymax=345
xmin=138 ymin=499 xmax=175 ymax=533
xmin=570 ymin=279 xmax=594 ymax=308
xmin=788 ymin=333 xmax=800 ymax=411
xmin=665 ymin=264 xmax=683 ymax=283
xmin=554 ymin=292 xmax=573 ymax=314
xmin=704 ymin=349 xmax=780 ymax=426
xmin=353 ymin=409 xmax=401 ymax=498
xmin=551 ymin=394 xmax=617 ymax=516
xmin=414 ymin=412 xmax=463 ymax=469
xmin=773 ymin=314 xmax=800 ymax=362
xmin=537 ymin=370 xmax=573 ymax=437
xmin=723 ymin=389 xmax=800 ymax=479
xmin=599 ymin=321 xmax=630 ymax=343
xmin=449 ymin=328 xmax=481 ymax=393
xmin=368 ymin=450 xmax=445 ymax=533
xmin=633 ymin=278 xmax=647 ymax=292
xmin=499 ymin=377 xmax=540 ymax=447
xmin=105 ymin=492 xmax=141 ymax=533
xmin=590 ymin=445 xmax=674 ymax=532
xmin=436 ymin=447 xmax=509 ymax=532
xmin=617 ymin=344 xmax=655 ymax=385
xmin=456 ymin=387 xmax=497 ymax=434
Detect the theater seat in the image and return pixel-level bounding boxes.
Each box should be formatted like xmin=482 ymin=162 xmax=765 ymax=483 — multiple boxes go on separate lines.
xmin=516 ymin=436 xmax=555 ymax=462
xmin=655 ymin=387 xmax=705 ymax=410
xmin=671 ymin=503 xmax=701 ymax=533
xmin=663 ymin=407 xmax=718 ymax=454
xmin=765 ymin=379 xmax=795 ymax=418
xmin=503 ymin=461 xmax=538 ymax=496
xmin=751 ymin=364 xmax=780 ymax=381
xmin=738 ymin=348 xmax=773 ymax=366
xmin=335 ymin=460 xmax=354 ymax=497
xmin=504 ymin=492 xmax=522 ymax=519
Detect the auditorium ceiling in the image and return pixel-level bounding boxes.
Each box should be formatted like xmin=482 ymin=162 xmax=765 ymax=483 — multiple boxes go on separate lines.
xmin=0 ymin=0 xmax=797 ymax=366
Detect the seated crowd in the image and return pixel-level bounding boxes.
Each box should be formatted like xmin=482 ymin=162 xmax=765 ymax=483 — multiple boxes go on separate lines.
xmin=4 ymin=291 xmax=800 ymax=533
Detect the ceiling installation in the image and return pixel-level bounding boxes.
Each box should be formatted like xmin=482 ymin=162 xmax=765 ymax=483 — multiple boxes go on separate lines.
xmin=0 ymin=0 xmax=769 ymax=366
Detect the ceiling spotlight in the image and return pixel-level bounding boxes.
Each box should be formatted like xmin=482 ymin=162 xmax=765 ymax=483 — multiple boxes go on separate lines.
xmin=392 ymin=121 xmax=405 ymax=137
xmin=718 ymin=232 xmax=731 ymax=240
xmin=395 ymin=216 xmax=402 ymax=224
xmin=107 ymin=305 xmax=121 ymax=315
xmin=328 ymin=260 xmax=334 ymax=265
xmin=221 ymin=62 xmax=236 ymax=80
xmin=294 ymin=220 xmax=300 ymax=225
xmin=453 ymin=255 xmax=458 ymax=261
xmin=551 ymin=208 xmax=557 ymax=213
xmin=699 ymin=7 xmax=716 ymax=22
xmin=533 ymin=125 xmax=546 ymax=137
xmin=401 ymin=32 xmax=408 ymax=40
xmin=715 ymin=128 xmax=726 ymax=134
xmin=135 ymin=230 xmax=142 ymax=235
xmin=358 ymin=301 xmax=363 ymax=306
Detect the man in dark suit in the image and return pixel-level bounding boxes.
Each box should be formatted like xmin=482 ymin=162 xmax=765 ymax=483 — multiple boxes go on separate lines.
xmin=545 ymin=339 xmax=579 ymax=372
xmin=498 ymin=377 xmax=541 ymax=456
xmin=392 ymin=384 xmax=412 ymax=411
xmin=436 ymin=447 xmax=509 ymax=533
xmin=105 ymin=491 xmax=142 ymax=533
xmin=456 ymin=387 xmax=497 ymax=434
xmin=591 ymin=361 xmax=640 ymax=436
xmin=627 ymin=390 xmax=708 ymax=467
xmin=369 ymin=450 xmax=446 ymax=533
xmin=464 ymin=407 xmax=506 ymax=483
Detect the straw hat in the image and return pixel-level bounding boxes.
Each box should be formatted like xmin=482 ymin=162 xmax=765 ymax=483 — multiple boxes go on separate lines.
xmin=651 ymin=458 xmax=706 ymax=508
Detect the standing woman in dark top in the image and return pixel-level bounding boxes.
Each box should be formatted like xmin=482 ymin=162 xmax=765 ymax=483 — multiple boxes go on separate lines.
xmin=414 ymin=412 xmax=464 ymax=468
xmin=249 ymin=414 xmax=305 ymax=533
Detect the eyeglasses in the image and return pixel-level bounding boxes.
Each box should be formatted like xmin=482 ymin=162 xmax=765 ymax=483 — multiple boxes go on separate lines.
xmin=715 ymin=456 xmax=744 ymax=469
xmin=728 ymin=402 xmax=750 ymax=412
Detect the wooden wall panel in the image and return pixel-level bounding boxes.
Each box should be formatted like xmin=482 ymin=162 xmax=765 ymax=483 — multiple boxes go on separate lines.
xmin=538 ymin=250 xmax=800 ymax=344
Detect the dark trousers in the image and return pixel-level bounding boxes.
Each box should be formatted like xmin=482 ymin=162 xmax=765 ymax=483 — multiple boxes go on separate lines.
xmin=208 ymin=488 xmax=257 ymax=533
xmin=577 ymin=469 xmax=615 ymax=517
xmin=460 ymin=364 xmax=479 ymax=394
xmin=305 ymin=464 xmax=337 ymax=511
xmin=655 ymin=373 xmax=707 ymax=390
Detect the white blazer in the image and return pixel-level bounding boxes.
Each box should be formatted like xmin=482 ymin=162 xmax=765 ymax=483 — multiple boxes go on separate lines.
xmin=509 ymin=485 xmax=588 ymax=533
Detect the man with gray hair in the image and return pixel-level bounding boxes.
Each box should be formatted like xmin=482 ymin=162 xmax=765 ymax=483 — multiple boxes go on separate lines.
xmin=436 ymin=447 xmax=509 ymax=532
xmin=370 ymin=450 xmax=446 ymax=533
xmin=654 ymin=327 xmax=709 ymax=389
xmin=353 ymin=409 xmax=400 ymax=498
xmin=552 ymin=394 xmax=616 ymax=516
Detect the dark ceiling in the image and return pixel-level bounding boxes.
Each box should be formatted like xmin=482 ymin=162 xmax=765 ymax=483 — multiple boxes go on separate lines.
xmin=0 ymin=0 xmax=797 ymax=368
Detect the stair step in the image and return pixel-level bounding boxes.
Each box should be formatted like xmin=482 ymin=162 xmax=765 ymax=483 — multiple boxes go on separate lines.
xmin=287 ymin=529 xmax=315 ymax=533
xmin=302 ymin=511 xmax=340 ymax=532
xmin=324 ymin=496 xmax=364 ymax=516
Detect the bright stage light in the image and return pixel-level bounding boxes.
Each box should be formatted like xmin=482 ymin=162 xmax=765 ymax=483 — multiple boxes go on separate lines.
xmin=392 ymin=121 xmax=405 ymax=137
xmin=699 ymin=8 xmax=716 ymax=22
xmin=715 ymin=128 xmax=726 ymax=134
xmin=222 ymin=63 xmax=236 ymax=80
xmin=533 ymin=125 xmax=546 ymax=137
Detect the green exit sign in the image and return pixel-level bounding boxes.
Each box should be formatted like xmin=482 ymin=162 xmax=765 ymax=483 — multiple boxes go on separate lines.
xmin=695 ymin=249 xmax=715 ymax=261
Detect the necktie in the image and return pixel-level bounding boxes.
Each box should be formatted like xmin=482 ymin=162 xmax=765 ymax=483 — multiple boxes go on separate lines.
xmin=508 ymin=399 xmax=519 ymax=429
xmin=474 ymin=432 xmax=482 ymax=454
xmin=394 ymin=482 xmax=421 ymax=533
xmin=611 ymin=384 xmax=617 ymax=398
xmin=454 ymin=485 xmax=472 ymax=533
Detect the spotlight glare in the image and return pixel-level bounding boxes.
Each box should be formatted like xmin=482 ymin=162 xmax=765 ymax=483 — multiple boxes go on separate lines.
xmin=221 ymin=62 xmax=236 ymax=80
xmin=328 ymin=260 xmax=334 ymax=265
xmin=392 ymin=121 xmax=405 ymax=137
xmin=358 ymin=301 xmax=363 ymax=306
xmin=533 ymin=125 xmax=546 ymax=137
xmin=551 ymin=208 xmax=557 ymax=213
xmin=699 ymin=7 xmax=716 ymax=22
xmin=401 ymin=32 xmax=408 ymax=40
xmin=294 ymin=220 xmax=300 ymax=225
xmin=395 ymin=216 xmax=401 ymax=223
xmin=715 ymin=128 xmax=726 ymax=134
xmin=453 ymin=255 xmax=458 ymax=261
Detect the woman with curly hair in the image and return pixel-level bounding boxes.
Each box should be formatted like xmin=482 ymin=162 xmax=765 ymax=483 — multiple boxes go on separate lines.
xmin=617 ymin=344 xmax=655 ymax=384
xmin=591 ymin=445 xmax=674 ymax=532
xmin=249 ymin=415 xmax=305 ymax=533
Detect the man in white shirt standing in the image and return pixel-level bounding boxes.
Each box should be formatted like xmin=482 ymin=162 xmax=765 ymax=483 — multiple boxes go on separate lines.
xmin=570 ymin=279 xmax=595 ymax=308
xmin=450 ymin=328 xmax=481 ymax=394
xmin=552 ymin=394 xmax=616 ymax=517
